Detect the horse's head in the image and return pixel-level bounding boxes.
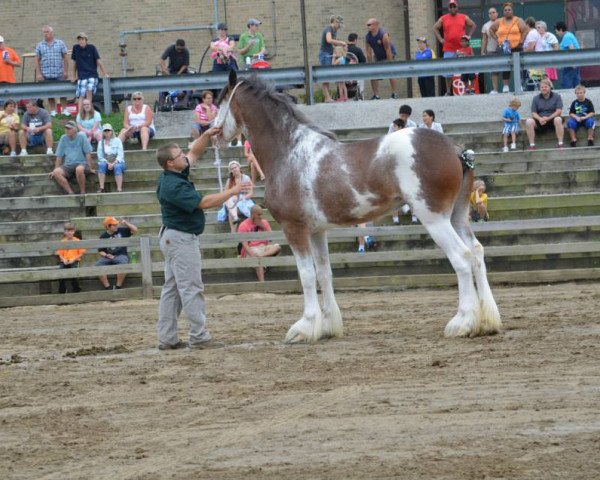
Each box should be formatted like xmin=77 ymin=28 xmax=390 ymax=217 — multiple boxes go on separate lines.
xmin=214 ymin=70 xmax=244 ymax=144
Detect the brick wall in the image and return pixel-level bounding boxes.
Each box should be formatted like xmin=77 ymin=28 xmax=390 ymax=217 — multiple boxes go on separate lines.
xmin=1 ymin=0 xmax=435 ymax=97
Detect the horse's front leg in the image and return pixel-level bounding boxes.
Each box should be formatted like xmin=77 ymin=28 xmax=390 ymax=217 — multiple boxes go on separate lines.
xmin=283 ymin=226 xmax=323 ymax=344
xmin=310 ymin=231 xmax=343 ymax=339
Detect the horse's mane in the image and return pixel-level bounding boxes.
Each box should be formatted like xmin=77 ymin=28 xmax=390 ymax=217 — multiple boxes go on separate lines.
xmin=237 ymin=74 xmax=337 ymax=141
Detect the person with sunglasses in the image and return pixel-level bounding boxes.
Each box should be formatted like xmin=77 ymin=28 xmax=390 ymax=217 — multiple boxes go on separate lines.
xmin=96 ymin=123 xmax=125 ymax=193
xmin=433 ymin=0 xmax=476 ymax=95
xmin=210 ymin=23 xmax=238 ymax=72
xmin=118 ymin=92 xmax=155 ymax=150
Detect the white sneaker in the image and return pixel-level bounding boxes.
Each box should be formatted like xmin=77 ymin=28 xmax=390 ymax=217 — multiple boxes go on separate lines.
xmin=50 ymin=110 xmax=57 ymax=117
xmin=401 ymin=204 xmax=411 ymax=214
xmin=62 ymin=110 xmax=71 ymax=117
xmin=46 ymin=148 xmax=54 ymax=155
xmin=502 ymin=146 xmax=509 ymax=153
xmin=357 ymin=245 xmax=365 ymax=254
xmin=502 ymin=85 xmax=510 ymax=93
xmin=510 ymin=143 xmax=517 ymax=150
xmin=392 ymin=215 xmax=400 ymax=225
xmin=9 ymin=151 xmax=17 ymax=157
xmin=19 ymin=149 xmax=28 ymax=156
xmin=489 ymin=90 xmax=498 ymax=95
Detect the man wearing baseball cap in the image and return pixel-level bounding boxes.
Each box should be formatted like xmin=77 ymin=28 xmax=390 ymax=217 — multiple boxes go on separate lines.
xmin=49 ymin=120 xmax=94 ymax=194
xmin=238 ymin=18 xmax=266 ymax=66
xmin=433 ymin=0 xmax=476 ymax=95
xmin=69 ymin=32 xmax=109 ymax=112
xmin=95 ymin=216 xmax=138 ymax=290
xmin=0 ymin=36 xmax=21 ymax=84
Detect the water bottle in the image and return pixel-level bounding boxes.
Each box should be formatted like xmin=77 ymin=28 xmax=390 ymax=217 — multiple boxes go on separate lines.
xmin=130 ymin=251 xmax=138 ymax=264
xmin=2 ymin=51 xmax=9 ymax=61
xmin=245 ymin=56 xmax=252 ymax=70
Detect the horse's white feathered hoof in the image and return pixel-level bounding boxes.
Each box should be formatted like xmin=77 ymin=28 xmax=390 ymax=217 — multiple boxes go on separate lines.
xmin=444 ymin=311 xmax=478 ymax=338
xmin=479 ymin=299 xmax=502 ymax=335
xmin=320 ymin=306 xmax=344 ymax=339
xmin=285 ymin=318 xmax=318 ymax=344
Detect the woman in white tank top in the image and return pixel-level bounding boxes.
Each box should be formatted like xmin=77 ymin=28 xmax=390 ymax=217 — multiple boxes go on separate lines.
xmin=118 ymin=91 xmax=156 ymax=150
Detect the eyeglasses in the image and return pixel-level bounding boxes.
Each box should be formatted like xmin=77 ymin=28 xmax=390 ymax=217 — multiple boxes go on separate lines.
xmin=366 ymin=23 xmax=373 ymax=27
xmin=132 ymin=97 xmax=142 ymax=100
xmin=449 ymin=5 xmax=457 ymax=8
xmin=103 ymin=129 xmax=112 ymax=132
xmin=170 ymin=150 xmax=185 ymax=161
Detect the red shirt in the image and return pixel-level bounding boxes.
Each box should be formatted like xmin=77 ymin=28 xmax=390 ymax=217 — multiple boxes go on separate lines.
xmin=441 ymin=13 xmax=468 ymax=52
xmin=237 ymin=218 xmax=272 ymax=257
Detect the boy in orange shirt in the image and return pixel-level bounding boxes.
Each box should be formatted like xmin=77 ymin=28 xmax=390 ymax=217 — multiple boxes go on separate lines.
xmin=56 ymin=222 xmax=86 ymax=293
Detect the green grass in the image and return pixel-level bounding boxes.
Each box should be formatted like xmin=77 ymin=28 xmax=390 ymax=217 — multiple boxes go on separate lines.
xmin=51 ymin=112 xmax=124 ymax=142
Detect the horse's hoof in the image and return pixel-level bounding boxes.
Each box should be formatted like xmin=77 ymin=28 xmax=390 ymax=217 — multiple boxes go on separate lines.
xmin=444 ymin=313 xmax=476 ymax=338
xmin=285 ymin=329 xmax=309 ymax=344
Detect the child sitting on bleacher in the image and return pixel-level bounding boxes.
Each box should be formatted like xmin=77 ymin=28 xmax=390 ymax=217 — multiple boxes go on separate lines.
xmin=55 ymin=222 xmax=86 ymax=293
xmin=469 ymin=179 xmax=489 ymax=222
xmin=502 ymin=97 xmax=521 ymax=153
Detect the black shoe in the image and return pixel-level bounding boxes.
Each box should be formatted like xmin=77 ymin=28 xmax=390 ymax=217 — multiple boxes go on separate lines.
xmin=588 ymin=140 xmax=594 ymax=147
xmin=104 ymin=285 xmax=113 ymax=290
xmin=370 ymin=95 xmax=380 ymax=100
xmin=570 ymin=141 xmax=577 ymax=147
xmin=158 ymin=340 xmax=187 ymax=351
xmin=115 ymin=285 xmax=123 ymax=289
xmin=390 ymin=93 xmax=397 ymax=99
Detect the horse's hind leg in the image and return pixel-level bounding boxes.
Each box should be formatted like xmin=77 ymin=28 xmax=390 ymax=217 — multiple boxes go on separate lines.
xmin=421 ymin=217 xmax=481 ymax=337
xmin=452 ymin=221 xmax=502 ymax=335
xmin=310 ymin=231 xmax=343 ymax=339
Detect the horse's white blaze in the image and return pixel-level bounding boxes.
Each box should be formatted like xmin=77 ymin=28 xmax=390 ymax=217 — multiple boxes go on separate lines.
xmin=382 ymin=130 xmax=422 ymax=205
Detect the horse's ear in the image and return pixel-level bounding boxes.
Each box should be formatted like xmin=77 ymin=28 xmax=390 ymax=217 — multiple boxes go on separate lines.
xmin=228 ymin=69 xmax=237 ymax=87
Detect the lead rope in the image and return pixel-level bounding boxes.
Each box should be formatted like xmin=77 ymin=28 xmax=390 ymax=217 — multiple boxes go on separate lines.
xmin=212 ymin=80 xmax=245 ymax=192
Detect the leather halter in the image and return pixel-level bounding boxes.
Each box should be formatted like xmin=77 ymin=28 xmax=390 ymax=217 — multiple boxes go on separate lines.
xmin=215 ymin=80 xmax=245 ymax=128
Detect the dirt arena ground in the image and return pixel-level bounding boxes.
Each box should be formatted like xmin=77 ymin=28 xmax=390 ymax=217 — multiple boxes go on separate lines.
xmin=1 ymin=282 xmax=599 ymax=480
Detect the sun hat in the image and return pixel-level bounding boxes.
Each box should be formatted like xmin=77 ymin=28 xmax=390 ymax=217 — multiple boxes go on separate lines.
xmin=102 ymin=123 xmax=113 ymax=132
xmin=76 ymin=32 xmax=88 ymax=39
xmin=103 ymin=216 xmax=119 ymax=227
xmin=64 ymin=121 xmax=77 ymax=129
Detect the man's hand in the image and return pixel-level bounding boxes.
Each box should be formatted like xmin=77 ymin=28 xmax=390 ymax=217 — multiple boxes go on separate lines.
xmin=204 ymin=126 xmax=222 ymax=137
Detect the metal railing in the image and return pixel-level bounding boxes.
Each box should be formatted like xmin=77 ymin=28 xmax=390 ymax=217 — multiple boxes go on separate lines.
xmin=0 ymin=48 xmax=598 ymax=111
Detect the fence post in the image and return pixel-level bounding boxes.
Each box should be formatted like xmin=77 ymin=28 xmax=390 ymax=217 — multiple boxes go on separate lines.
xmin=512 ymin=51 xmax=522 ymax=94
xmin=139 ymin=235 xmax=153 ymax=299
xmin=102 ymin=77 xmax=112 ymax=114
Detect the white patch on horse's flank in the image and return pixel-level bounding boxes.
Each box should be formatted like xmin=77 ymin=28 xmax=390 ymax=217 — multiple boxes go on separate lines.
xmin=349 ymin=191 xmax=380 ymax=218
xmin=290 ymin=125 xmax=336 ymax=227
xmin=381 ymin=129 xmax=421 ymax=203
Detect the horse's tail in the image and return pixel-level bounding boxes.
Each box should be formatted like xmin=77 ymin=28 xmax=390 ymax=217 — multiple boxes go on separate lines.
xmin=451 ymin=149 xmax=476 ymax=225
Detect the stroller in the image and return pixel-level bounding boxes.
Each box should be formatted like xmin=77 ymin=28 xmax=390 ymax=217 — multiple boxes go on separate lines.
xmin=337 ymin=52 xmax=363 ymax=101
xmin=153 ymin=66 xmax=197 ymax=112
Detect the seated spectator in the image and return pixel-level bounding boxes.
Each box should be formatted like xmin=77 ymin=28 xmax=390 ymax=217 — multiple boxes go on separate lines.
xmin=244 ymin=139 xmax=265 ymax=184
xmin=76 ymin=99 xmax=102 ymax=144
xmin=469 ymin=179 xmax=489 ymax=222
xmin=415 ymin=37 xmax=436 ymax=98
xmin=456 ymin=35 xmax=475 ymax=94
xmin=525 ymin=78 xmax=564 ymax=150
xmin=388 ymin=104 xmax=416 ymax=134
xmin=96 ymin=216 xmax=138 ymax=290
xmin=356 ymin=223 xmax=376 ymax=254
xmin=502 ymin=97 xmax=521 ymax=152
xmin=0 ymin=99 xmax=20 ymax=157
xmin=332 ymin=45 xmax=348 ymax=102
xmin=191 ymin=90 xmax=217 ymax=140
xmin=210 ymin=23 xmax=238 ymax=72
xmin=222 ymin=160 xmax=254 ymax=233
xmin=18 ymin=100 xmax=54 ymax=156
xmin=118 ymin=92 xmax=155 ymax=150
xmin=567 ymin=84 xmax=595 ymax=147
xmin=56 ymin=222 xmax=86 ymax=293
xmin=49 ymin=121 xmax=94 ymax=194
xmin=419 ymin=109 xmax=444 ymax=133
xmin=388 ymin=118 xmax=416 ymax=225
xmin=159 ymin=39 xmax=189 ymax=75
xmin=238 ymin=204 xmax=281 ymax=281
xmin=97 ymin=123 xmax=125 ymax=192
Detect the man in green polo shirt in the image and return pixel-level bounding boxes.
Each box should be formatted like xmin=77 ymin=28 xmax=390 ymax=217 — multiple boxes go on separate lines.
xmin=237 ymin=18 xmax=266 ymax=67
xmin=156 ymin=127 xmax=250 ymax=350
